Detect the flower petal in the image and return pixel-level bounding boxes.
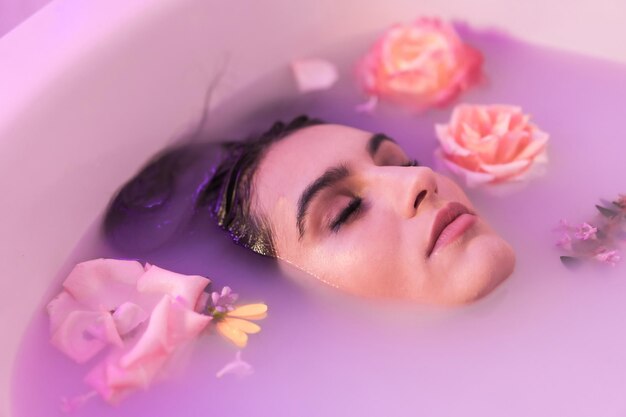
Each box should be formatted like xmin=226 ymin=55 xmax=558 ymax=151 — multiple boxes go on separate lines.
xmin=47 ymin=291 xmax=81 ymax=334
xmin=494 ymin=130 xmax=529 ymax=162
xmin=120 ymin=295 xmax=211 ymax=369
xmin=479 ymin=159 xmax=531 ymax=180
xmin=291 ymin=58 xmax=339 ymax=93
xmin=503 ymin=153 xmax=548 ymax=183
xmin=119 ymin=296 xmax=172 ymax=368
xmin=195 ymin=292 xmax=210 ymax=314
xmin=136 ymin=265 xmax=210 ymax=308
xmin=216 ymin=321 xmax=248 ymax=348
xmin=223 ymin=317 xmax=261 ymax=334
xmin=50 ymin=310 xmax=119 ymax=363
xmin=112 ymin=302 xmax=149 ymax=336
xmin=227 ymin=303 xmax=268 ymax=319
xmin=355 ymin=96 xmax=379 ymax=113
xmin=167 ymin=298 xmax=212 ymax=344
xmin=435 ymin=124 xmax=472 ymax=157
xmin=434 ymin=148 xmax=495 ymax=187
xmin=467 ymin=134 xmax=501 ymax=161
xmin=461 ymin=122 xmax=481 ymax=144
xmin=491 ymin=111 xmax=511 ymax=137
xmin=62 ymin=259 xmax=144 ymax=311
xmin=84 ymin=350 xmax=168 ymax=404
xmin=513 ymin=130 xmax=549 ymax=161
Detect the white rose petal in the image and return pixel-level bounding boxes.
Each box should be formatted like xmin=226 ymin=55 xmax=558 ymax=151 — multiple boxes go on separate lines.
xmin=291 ymin=58 xmax=339 ymax=93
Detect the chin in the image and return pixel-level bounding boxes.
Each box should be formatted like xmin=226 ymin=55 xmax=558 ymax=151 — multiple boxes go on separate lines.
xmin=443 ymin=237 xmax=517 ymax=306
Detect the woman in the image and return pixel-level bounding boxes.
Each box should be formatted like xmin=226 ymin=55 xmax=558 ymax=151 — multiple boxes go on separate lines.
xmin=106 ymin=115 xmax=516 ymax=306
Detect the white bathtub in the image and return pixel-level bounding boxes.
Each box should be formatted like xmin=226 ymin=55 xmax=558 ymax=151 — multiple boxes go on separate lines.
xmin=1 ymin=0 xmax=625 ymax=415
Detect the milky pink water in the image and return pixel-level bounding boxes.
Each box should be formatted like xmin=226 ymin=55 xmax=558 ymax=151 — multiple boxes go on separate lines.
xmin=11 ymin=26 xmax=626 ymax=417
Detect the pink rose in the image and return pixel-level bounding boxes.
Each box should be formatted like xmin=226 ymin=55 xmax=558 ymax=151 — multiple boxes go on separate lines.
xmin=434 ymin=104 xmax=549 ymax=190
xmin=356 ymin=17 xmax=483 ymax=111
xmin=47 ymin=259 xmax=212 ymax=404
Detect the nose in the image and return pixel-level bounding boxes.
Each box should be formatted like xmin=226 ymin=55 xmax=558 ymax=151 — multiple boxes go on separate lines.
xmin=364 ymin=165 xmax=438 ymax=218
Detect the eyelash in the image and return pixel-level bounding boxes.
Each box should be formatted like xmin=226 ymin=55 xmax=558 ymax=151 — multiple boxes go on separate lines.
xmin=328 ymin=159 xmax=418 ymax=233
xmin=401 ymin=159 xmax=420 ymax=167
xmin=330 ymin=197 xmax=362 ymax=233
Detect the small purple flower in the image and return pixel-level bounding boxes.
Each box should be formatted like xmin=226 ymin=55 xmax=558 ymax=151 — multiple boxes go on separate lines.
xmin=574 ymin=222 xmax=598 ymax=240
xmin=210 ymin=286 xmax=239 ymax=313
xmin=555 ymin=233 xmax=572 ymax=251
xmin=554 ymin=195 xmax=626 ymax=269
xmin=593 ymin=248 xmax=620 ymax=266
xmin=552 ymin=218 xmax=571 ymax=232
xmin=616 ymin=194 xmax=626 ymax=209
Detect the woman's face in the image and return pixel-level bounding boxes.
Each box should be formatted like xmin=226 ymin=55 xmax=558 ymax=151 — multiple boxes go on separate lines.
xmin=252 ymin=124 xmax=516 ymax=305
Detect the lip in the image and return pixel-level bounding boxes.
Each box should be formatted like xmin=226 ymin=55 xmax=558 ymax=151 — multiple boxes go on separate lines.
xmin=427 ymin=202 xmax=476 ymax=258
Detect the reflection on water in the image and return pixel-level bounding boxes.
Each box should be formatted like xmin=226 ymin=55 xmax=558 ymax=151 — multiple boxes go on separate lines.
xmin=12 ymin=26 xmax=626 ymax=417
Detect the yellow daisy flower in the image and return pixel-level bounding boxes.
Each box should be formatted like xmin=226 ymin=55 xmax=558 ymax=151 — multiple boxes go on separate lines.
xmin=215 ymin=303 xmax=268 ymax=348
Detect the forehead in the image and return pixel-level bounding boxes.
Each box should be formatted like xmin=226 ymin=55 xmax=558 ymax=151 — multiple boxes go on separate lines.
xmin=251 ymin=124 xmax=372 ymax=245
xmin=261 ymin=123 xmax=371 ymax=176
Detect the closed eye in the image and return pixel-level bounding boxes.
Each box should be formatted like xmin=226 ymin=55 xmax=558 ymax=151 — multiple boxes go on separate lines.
xmin=328 ymin=158 xmax=417 ymax=233
xmin=330 ymin=197 xmax=363 ymax=233
xmin=400 ymin=159 xmax=420 ymax=167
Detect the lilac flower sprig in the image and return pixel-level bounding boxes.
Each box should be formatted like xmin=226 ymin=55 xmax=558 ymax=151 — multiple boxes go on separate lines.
xmin=553 ymin=193 xmax=626 ymax=268
xmin=203 ymin=286 xmax=268 ymax=348
xmin=210 ymin=286 xmax=238 ymax=314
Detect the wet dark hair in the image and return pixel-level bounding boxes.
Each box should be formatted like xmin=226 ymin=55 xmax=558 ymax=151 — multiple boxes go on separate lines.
xmin=196 ymin=114 xmax=325 ymax=257
xmin=103 ymin=142 xmax=210 ymax=254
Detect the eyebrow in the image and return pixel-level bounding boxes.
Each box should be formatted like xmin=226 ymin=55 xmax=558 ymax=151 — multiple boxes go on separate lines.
xmin=295 ymin=133 xmax=394 ymax=239
xmin=368 ymin=133 xmax=395 ymax=158
xmin=296 ymin=164 xmax=349 ymax=239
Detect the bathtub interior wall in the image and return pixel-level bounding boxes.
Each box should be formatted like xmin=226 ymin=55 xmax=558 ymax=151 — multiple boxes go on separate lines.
xmin=2 ymin=0 xmax=626 ymax=416
xmin=0 ymin=0 xmax=52 ymax=37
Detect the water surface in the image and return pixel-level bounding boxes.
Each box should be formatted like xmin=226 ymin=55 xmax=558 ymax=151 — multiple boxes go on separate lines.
xmin=12 ymin=26 xmax=626 ymax=417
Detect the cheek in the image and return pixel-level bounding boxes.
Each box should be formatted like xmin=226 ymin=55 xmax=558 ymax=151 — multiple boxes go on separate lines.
xmin=300 ymin=215 xmax=420 ymax=298
xmin=454 ymin=233 xmax=516 ymax=302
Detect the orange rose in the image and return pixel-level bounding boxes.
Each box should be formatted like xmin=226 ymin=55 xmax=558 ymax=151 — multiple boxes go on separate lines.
xmin=434 ymin=104 xmax=549 ymax=192
xmin=356 ymin=17 xmax=483 ymax=111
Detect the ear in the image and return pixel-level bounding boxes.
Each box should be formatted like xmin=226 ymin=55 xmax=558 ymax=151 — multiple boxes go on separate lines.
xmin=103 ymin=143 xmax=213 ymax=255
